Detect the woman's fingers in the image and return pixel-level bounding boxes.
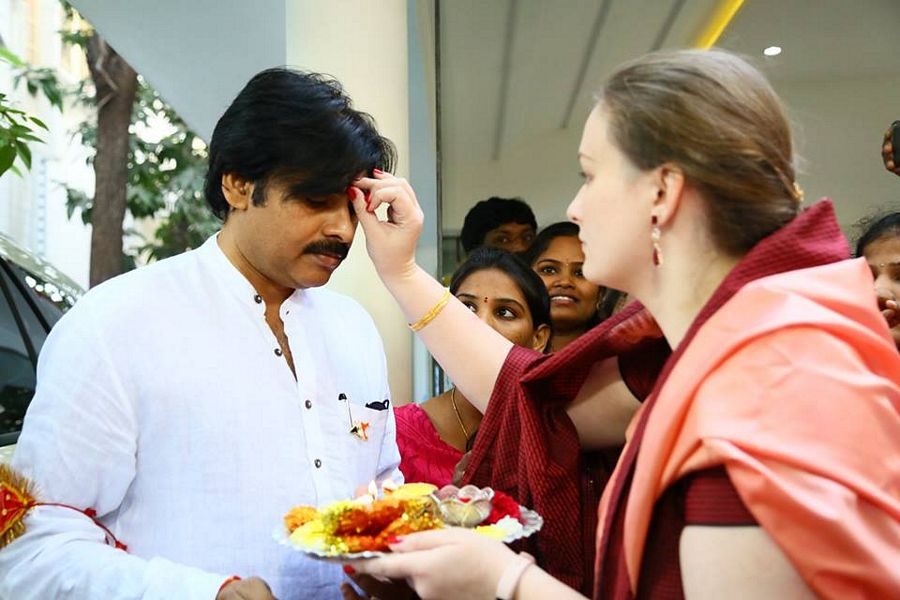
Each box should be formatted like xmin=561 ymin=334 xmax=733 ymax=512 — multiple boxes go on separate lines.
xmin=388 ymin=527 xmax=483 ymax=552
xmin=346 ymin=551 xmax=428 ymax=581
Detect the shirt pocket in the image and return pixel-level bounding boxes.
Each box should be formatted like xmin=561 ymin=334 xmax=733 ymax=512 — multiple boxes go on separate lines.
xmin=331 ymin=400 xmax=392 ymax=489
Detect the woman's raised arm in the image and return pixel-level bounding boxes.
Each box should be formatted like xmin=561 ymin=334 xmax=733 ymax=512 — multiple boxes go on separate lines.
xmin=352 ymin=173 xmax=512 ymax=412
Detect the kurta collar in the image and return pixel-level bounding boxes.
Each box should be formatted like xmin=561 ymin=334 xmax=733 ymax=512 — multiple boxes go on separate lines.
xmin=197 ymin=234 xmax=309 ymax=314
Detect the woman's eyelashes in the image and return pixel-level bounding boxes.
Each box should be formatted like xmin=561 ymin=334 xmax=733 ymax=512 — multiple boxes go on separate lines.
xmin=459 ymin=299 xmax=519 ymax=320
xmin=495 ymin=306 xmax=519 ymax=320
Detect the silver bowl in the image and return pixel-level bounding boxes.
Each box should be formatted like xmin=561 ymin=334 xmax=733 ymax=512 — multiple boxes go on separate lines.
xmin=434 ymin=484 xmax=494 ymax=527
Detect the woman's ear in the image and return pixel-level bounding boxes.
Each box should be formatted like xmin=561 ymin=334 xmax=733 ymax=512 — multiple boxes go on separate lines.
xmin=650 ymin=164 xmax=686 ymax=227
xmin=531 ymin=323 xmax=552 ymax=353
xmin=221 ymin=173 xmax=253 ymax=212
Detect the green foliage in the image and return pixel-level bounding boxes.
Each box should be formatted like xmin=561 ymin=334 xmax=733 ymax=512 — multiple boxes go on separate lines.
xmin=0 ymin=47 xmax=52 ymax=178
xmin=7 ymin=2 xmax=219 ymax=263
xmin=65 ymin=77 xmax=219 ymax=262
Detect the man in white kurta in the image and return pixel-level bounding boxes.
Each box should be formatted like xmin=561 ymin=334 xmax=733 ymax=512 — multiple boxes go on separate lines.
xmin=0 ymin=69 xmax=400 ymax=599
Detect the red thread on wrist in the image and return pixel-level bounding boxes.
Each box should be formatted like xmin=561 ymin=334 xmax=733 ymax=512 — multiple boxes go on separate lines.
xmin=218 ymin=575 xmax=241 ymax=594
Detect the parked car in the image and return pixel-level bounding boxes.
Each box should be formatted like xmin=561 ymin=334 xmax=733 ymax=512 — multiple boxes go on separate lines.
xmin=0 ymin=232 xmax=82 ymax=463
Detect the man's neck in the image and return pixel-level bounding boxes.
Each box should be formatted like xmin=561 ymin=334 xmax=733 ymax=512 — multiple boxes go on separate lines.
xmin=217 ymin=228 xmax=293 ymax=306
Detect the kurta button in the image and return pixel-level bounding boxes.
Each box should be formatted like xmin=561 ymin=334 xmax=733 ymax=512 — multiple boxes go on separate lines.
xmin=274 ymin=348 xmax=283 ymax=357
xmin=314 ymin=459 xmax=322 ymax=468
xmin=253 ymin=294 xmax=262 ymax=304
xmin=304 ymin=399 xmax=312 ymax=409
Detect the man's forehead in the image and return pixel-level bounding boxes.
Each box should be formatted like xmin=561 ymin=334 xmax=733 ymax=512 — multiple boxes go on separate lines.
xmin=491 ymin=222 xmax=534 ymax=233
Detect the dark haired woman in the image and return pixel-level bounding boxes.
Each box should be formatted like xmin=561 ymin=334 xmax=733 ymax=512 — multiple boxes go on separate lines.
xmin=349 ymin=48 xmax=900 ymax=599
xmin=394 ymin=247 xmax=550 ymax=487
xmin=526 ymin=222 xmax=610 ymax=351
xmin=857 ymin=211 xmax=900 ymax=349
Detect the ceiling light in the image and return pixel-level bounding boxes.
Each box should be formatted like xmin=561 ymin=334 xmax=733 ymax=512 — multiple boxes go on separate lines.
xmin=763 ymin=46 xmax=782 ymax=57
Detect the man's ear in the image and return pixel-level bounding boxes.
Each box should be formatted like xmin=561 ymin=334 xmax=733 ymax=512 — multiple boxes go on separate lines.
xmin=532 ymin=323 xmax=552 ymax=352
xmin=221 ymin=173 xmax=253 ymax=212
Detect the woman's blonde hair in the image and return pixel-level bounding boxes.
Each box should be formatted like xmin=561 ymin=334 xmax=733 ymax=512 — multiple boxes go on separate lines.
xmin=598 ymin=49 xmax=800 ymax=255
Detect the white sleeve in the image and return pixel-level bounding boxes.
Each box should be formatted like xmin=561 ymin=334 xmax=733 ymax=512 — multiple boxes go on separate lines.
xmin=372 ymin=333 xmax=402 ymax=486
xmin=0 ymin=301 xmax=227 ymax=600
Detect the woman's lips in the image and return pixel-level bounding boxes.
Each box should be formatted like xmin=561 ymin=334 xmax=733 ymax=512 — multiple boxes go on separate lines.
xmin=550 ymin=294 xmax=577 ymax=305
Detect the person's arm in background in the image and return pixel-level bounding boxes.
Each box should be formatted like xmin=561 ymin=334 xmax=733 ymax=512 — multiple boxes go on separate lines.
xmin=0 ymin=301 xmax=257 ymax=600
xmin=882 ymin=121 xmax=900 ymax=176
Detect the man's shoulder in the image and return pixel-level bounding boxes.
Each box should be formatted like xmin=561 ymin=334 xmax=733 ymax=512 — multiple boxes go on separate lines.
xmin=70 ymin=250 xmax=200 ymax=316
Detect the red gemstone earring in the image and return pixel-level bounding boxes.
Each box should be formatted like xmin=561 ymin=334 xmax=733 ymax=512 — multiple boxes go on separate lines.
xmin=651 ymin=215 xmax=663 ymax=267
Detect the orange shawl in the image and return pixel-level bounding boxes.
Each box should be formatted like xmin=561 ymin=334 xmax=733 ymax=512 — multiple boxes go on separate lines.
xmin=598 ymin=258 xmax=900 ymax=597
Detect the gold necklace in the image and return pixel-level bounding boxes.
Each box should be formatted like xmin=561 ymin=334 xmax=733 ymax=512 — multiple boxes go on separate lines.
xmin=450 ymin=388 xmax=470 ymax=441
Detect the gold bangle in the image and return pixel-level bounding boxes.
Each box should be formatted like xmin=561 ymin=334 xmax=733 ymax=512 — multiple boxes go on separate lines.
xmin=409 ymin=289 xmax=452 ymax=332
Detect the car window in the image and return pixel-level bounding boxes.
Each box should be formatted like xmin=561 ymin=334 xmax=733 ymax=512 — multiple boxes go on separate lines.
xmin=0 ymin=265 xmax=38 ymax=445
xmin=5 ymin=260 xmax=74 ymax=328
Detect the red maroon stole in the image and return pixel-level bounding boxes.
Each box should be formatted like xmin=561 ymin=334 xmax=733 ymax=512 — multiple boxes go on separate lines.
xmin=595 ymin=200 xmax=851 ymax=599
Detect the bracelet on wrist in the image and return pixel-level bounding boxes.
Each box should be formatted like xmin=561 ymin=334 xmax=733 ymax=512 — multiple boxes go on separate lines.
xmin=495 ymin=552 xmax=535 ymax=600
xmin=218 ymin=575 xmax=241 ymax=594
xmin=409 ymin=289 xmax=452 ymax=332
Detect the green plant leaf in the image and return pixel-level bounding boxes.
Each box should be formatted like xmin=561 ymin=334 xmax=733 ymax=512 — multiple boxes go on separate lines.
xmin=0 ymin=144 xmax=17 ymax=176
xmin=15 ymin=140 xmax=32 ymax=169
xmin=0 ymin=46 xmax=25 ymax=67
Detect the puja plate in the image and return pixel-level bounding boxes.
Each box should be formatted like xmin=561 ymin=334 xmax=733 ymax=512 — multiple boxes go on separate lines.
xmin=274 ymin=506 xmax=543 ymax=561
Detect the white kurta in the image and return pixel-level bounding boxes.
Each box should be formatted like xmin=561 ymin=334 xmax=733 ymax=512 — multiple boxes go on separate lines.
xmin=0 ymin=236 xmax=401 ymax=599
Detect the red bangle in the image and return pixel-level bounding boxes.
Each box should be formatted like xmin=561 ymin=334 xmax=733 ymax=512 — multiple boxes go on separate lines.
xmin=218 ymin=575 xmax=241 ymax=593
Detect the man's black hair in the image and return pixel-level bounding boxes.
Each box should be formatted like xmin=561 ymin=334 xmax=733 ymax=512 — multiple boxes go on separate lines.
xmin=459 ymin=197 xmax=537 ymax=254
xmin=204 ymin=68 xmax=396 ymax=220
xmin=855 ymin=211 xmax=900 ymax=257
xmin=449 ymin=246 xmax=551 ymax=350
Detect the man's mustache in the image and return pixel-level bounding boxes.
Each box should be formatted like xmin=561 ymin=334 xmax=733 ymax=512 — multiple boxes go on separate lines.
xmin=303 ymin=240 xmax=350 ymax=260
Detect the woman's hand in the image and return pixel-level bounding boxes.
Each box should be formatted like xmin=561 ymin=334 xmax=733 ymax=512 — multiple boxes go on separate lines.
xmin=351 ymin=171 xmax=424 ymax=285
xmin=876 ymin=293 xmax=900 ymax=329
xmin=345 ymin=528 xmax=517 ymax=600
xmin=340 ymin=573 xmax=417 ymax=600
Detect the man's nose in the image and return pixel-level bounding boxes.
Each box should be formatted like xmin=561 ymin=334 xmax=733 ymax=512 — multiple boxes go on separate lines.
xmin=325 ymin=204 xmax=356 ymax=241
xmin=508 ymin=240 xmax=529 ymax=253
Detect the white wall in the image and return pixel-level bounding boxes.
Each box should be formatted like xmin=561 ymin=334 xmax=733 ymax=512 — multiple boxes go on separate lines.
xmin=287 ymin=0 xmax=416 ymax=406
xmin=441 ymin=75 xmax=900 ymax=240
xmin=779 ymin=76 xmax=900 ymax=236
xmin=70 ymin=0 xmax=287 ymax=142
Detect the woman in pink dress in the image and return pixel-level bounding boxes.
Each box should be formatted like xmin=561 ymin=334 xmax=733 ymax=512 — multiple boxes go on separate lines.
xmin=394 ymin=246 xmax=551 ymax=486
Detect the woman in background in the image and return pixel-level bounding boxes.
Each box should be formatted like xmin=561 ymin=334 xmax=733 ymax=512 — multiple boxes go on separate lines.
xmin=856 ymin=211 xmax=900 ymax=349
xmin=526 ymin=222 xmax=616 ymax=351
xmin=393 ymin=246 xmax=550 ymax=486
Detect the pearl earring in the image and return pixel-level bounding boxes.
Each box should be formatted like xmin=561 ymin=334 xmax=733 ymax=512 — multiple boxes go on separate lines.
xmin=651 ymin=215 xmax=663 ymax=267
